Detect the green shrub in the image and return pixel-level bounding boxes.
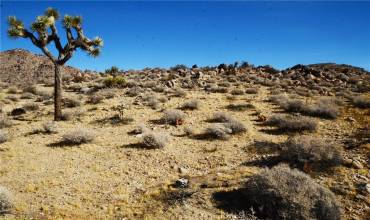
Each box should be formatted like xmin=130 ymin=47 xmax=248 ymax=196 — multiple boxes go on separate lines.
xmin=104 ymin=76 xmax=126 ymax=88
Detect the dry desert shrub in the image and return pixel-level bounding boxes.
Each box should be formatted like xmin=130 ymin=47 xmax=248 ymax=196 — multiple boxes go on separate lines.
xmin=162 ymin=109 xmax=186 ymax=125
xmin=86 ymin=94 xmax=104 ymax=104
xmin=350 ymin=95 xmax=370 ymax=109
xmin=60 ymin=109 xmax=85 ymax=121
xmin=97 ymin=88 xmax=116 ymax=99
xmin=230 ymin=88 xmax=245 ymax=95
xmin=209 ymin=112 xmax=234 ymax=123
xmin=265 ymin=115 xmax=317 ymax=132
xmin=6 ymin=86 xmax=18 ymax=94
xmin=208 ymin=85 xmax=229 ymax=93
xmin=35 ymin=89 xmax=53 ymax=101
xmin=62 ymin=128 xmax=95 ymax=145
xmin=281 ymin=136 xmax=343 ymax=170
xmin=0 ymin=130 xmax=8 ymax=143
xmin=204 ymin=124 xmax=232 ymax=140
xmin=242 ymin=164 xmax=341 ymax=220
xmin=23 ymin=102 xmax=39 ymax=111
xmin=172 ymin=87 xmax=187 ymax=97
xmin=141 ymin=132 xmax=169 ymax=149
xmin=245 ymin=88 xmax=259 ymax=94
xmin=126 ymin=86 xmax=144 ymax=97
xmin=63 ymin=97 xmax=82 ymax=108
xmin=180 ymin=99 xmax=200 ymax=110
xmin=42 ymin=121 xmax=58 ymax=134
xmin=6 ymin=95 xmax=18 ymax=102
xmin=20 ymin=92 xmax=35 ymax=99
xmin=22 ymin=85 xmax=38 ymax=94
xmin=226 ymin=103 xmax=255 ymax=111
xmin=0 ymin=186 xmax=13 ymax=214
xmin=278 ymin=98 xmax=340 ymax=119
xmin=0 ymin=115 xmax=12 ymax=129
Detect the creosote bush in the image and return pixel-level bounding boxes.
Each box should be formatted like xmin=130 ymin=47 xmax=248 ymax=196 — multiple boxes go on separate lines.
xmin=162 ymin=109 xmax=186 ymax=125
xmin=62 ymin=128 xmax=95 ymax=145
xmin=141 ymin=132 xmax=169 ymax=149
xmin=0 ymin=186 xmax=13 ymax=214
xmin=265 ymin=114 xmax=317 ymax=132
xmin=104 ymin=76 xmax=126 ymax=88
xmin=281 ymin=136 xmax=343 ymax=170
xmin=242 ymin=164 xmax=341 ymax=220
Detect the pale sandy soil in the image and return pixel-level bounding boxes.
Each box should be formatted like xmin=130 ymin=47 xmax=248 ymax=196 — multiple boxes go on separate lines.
xmin=0 ymin=85 xmax=369 ymax=219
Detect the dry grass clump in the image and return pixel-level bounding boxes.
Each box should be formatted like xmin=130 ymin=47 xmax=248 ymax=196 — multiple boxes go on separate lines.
xmin=265 ymin=115 xmax=317 ymax=132
xmin=7 ymin=86 xmax=18 ymax=94
xmin=203 ymin=113 xmax=247 ymax=139
xmin=63 ymin=97 xmax=82 ymax=108
xmin=86 ymin=94 xmax=104 ymax=104
xmin=60 ymin=109 xmax=85 ymax=121
xmin=61 ymin=128 xmax=95 ymax=145
xmin=278 ymin=98 xmax=340 ymax=119
xmin=97 ymin=88 xmax=116 ymax=99
xmin=6 ymin=95 xmax=19 ymax=102
xmin=230 ymin=88 xmax=245 ymax=95
xmin=226 ymin=103 xmax=255 ymax=111
xmin=241 ymin=164 xmax=341 ymax=219
xmin=203 ymin=124 xmax=232 ymax=140
xmin=0 ymin=130 xmax=8 ymax=143
xmin=20 ymin=92 xmax=35 ymax=99
xmin=0 ymin=115 xmax=12 ymax=129
xmin=208 ymin=85 xmax=229 ymax=93
xmin=245 ymin=88 xmax=259 ymax=94
xmin=141 ymin=132 xmax=169 ymax=149
xmin=180 ymin=99 xmax=200 ymax=110
xmin=209 ymin=112 xmax=234 ymax=123
xmin=126 ymin=86 xmax=144 ymax=97
xmin=23 ymin=102 xmax=39 ymax=111
xmin=350 ymin=95 xmax=370 ymax=109
xmin=162 ymin=109 xmax=186 ymax=125
xmin=22 ymin=85 xmax=38 ymax=94
xmin=0 ymin=186 xmax=13 ymax=214
xmin=281 ymin=136 xmax=343 ymax=170
xmin=42 ymin=121 xmax=58 ymax=134
xmin=172 ymin=87 xmax=187 ymax=97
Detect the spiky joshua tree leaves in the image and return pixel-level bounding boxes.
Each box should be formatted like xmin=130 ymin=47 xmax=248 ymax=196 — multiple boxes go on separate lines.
xmin=7 ymin=8 xmax=103 ymax=120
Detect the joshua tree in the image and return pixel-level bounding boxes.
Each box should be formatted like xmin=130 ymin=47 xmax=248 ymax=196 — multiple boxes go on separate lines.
xmin=7 ymin=8 xmax=103 ymax=120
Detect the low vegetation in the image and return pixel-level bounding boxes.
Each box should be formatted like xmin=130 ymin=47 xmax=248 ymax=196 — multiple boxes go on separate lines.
xmin=265 ymin=114 xmax=318 ymax=132
xmin=61 ymin=128 xmax=95 ymax=145
xmin=141 ymin=132 xmax=169 ymax=149
xmin=241 ymin=164 xmax=341 ymax=219
xmin=281 ymin=136 xmax=343 ymax=170
xmin=0 ymin=186 xmax=13 ymax=214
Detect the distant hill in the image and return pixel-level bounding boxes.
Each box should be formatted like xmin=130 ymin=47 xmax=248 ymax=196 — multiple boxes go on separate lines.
xmin=0 ymin=49 xmax=95 ymax=85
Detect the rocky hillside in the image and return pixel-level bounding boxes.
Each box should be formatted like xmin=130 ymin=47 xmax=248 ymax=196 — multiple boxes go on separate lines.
xmin=0 ymin=49 xmax=96 ymax=85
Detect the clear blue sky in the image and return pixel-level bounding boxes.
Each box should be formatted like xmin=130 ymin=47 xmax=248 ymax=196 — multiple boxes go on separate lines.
xmin=1 ymin=1 xmax=370 ymax=71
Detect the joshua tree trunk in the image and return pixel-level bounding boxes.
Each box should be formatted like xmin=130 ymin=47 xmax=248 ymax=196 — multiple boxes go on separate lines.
xmin=54 ymin=63 xmax=62 ymax=121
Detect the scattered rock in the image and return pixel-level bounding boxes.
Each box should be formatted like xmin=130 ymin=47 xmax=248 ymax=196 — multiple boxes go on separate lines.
xmin=174 ymin=178 xmax=189 ymax=188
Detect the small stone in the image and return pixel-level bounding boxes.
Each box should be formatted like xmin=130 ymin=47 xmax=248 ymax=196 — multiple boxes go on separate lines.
xmin=346 ymin=117 xmax=356 ymax=122
xmin=178 ymin=167 xmax=188 ymax=174
xmin=174 ymin=178 xmax=189 ymax=188
xmin=366 ymin=183 xmax=370 ymax=194
xmin=352 ymin=160 xmax=364 ymax=169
